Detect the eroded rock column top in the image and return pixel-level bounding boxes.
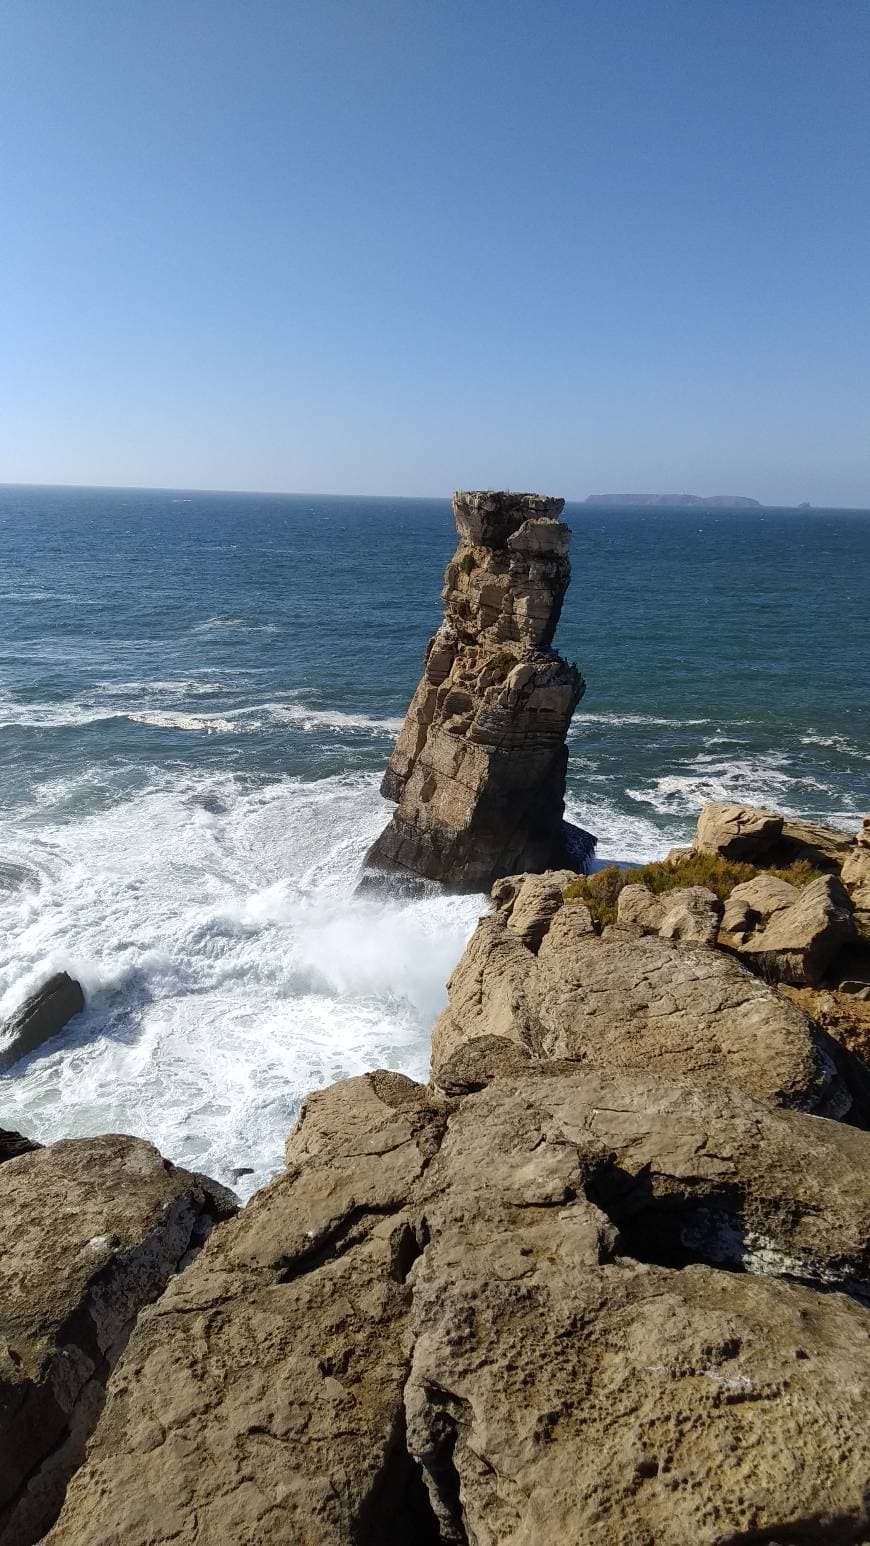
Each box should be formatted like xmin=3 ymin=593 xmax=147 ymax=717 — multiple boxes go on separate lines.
xmin=445 ymin=489 xmax=571 ymax=651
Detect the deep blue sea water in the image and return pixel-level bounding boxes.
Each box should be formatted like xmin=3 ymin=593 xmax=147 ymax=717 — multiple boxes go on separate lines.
xmin=1 ymin=484 xmax=868 ymax=1191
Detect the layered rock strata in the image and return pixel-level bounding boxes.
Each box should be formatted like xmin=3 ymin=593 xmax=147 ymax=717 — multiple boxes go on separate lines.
xmin=365 ymin=492 xmax=588 ymax=890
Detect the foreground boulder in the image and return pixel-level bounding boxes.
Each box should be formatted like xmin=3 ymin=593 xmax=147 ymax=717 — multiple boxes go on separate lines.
xmin=694 ymin=801 xmax=856 ymax=871
xmin=0 ymin=972 xmax=84 ymax=1074
xmin=407 ymin=1073 xmax=870 ymax=1544
xmin=723 ymin=872 xmax=855 ymax=985
xmin=46 ymin=1072 xmax=447 ymax=1546
xmin=432 ymin=888 xmax=866 ymax=1121
xmin=365 ymin=492 xmax=589 ymax=890
xmin=0 ymin=1135 xmax=235 ymax=1546
xmin=47 ymin=1070 xmax=870 ymax=1545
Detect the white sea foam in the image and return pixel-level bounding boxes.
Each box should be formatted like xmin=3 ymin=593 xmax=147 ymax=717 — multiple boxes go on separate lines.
xmin=92 ymin=678 xmax=236 ymax=698
xmin=800 ymin=732 xmax=870 ymax=762
xmin=0 ymin=770 xmax=483 ymax=1197
xmin=0 ymin=691 xmax=403 ymax=738
xmin=572 ymin=711 xmax=712 ymax=730
xmin=624 ymin=751 xmax=856 ymax=821
xmin=565 ymin=794 xmax=685 ymax=864
xmin=0 ymin=701 xmax=119 ymax=731
xmin=126 ymin=710 xmax=241 ymax=733
xmin=257 ymin=702 xmax=405 ymax=735
xmin=190 ymin=615 xmax=282 ymax=635
xmin=0 ymin=701 xmax=249 ymax=734
xmin=626 ymin=757 xmax=792 ymax=817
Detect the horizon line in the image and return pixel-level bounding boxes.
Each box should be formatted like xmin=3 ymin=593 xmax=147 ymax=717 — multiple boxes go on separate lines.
xmin=1 ymin=479 xmax=868 ymax=512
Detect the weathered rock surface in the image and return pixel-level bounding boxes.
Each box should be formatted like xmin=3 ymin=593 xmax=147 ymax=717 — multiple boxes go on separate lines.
xmin=616 ymin=882 xmax=722 ymax=944
xmin=777 ymin=813 xmax=857 ymax=869
xmin=48 ymin=1070 xmax=870 ymax=1545
xmin=407 ymin=1074 xmax=870 ymax=1544
xmin=842 ymin=843 xmax=870 ymax=928
xmin=694 ymin=801 xmax=856 ymax=872
xmin=431 ymin=891 xmax=865 ymax=1119
xmin=365 ymin=492 xmax=588 ymax=890
xmin=47 ymin=1073 xmax=448 ymax=1546
xmin=720 ymin=872 xmax=801 ymax=942
xmin=490 ymin=868 xmax=577 ymax=949
xmin=0 ymin=1135 xmax=236 ymax=1546
xmin=0 ymin=971 xmax=84 ymax=1074
xmin=734 ymin=874 xmax=855 ymax=986
xmin=695 ymin=801 xmax=784 ymax=860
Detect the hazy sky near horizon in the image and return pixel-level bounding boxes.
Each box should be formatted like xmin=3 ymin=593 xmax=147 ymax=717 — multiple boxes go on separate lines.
xmin=1 ymin=1 xmax=868 ymax=505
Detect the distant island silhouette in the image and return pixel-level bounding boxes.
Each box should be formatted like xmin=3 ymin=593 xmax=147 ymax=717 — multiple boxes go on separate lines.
xmin=584 ymin=493 xmax=761 ymax=508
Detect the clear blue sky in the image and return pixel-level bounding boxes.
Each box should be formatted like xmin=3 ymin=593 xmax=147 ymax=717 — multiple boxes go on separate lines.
xmin=1 ymin=0 xmax=868 ymax=504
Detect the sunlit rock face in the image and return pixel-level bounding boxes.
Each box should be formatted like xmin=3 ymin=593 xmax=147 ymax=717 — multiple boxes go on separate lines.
xmin=366 ymin=491 xmax=587 ymax=891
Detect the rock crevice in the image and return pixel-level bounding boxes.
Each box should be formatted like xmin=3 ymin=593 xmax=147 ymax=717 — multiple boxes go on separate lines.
xmin=0 ymin=1135 xmax=236 ymax=1546
xmin=42 ymin=1057 xmax=870 ymax=1545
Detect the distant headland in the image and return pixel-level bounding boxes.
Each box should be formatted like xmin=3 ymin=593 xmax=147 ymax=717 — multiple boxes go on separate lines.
xmin=584 ymin=493 xmax=762 ymax=508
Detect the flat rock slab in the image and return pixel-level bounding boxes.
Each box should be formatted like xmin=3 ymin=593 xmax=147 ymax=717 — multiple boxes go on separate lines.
xmin=0 ymin=1135 xmax=235 ymax=1546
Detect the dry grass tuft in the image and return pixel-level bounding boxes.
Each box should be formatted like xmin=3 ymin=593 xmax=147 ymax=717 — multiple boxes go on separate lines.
xmin=563 ymin=852 xmax=821 ymax=930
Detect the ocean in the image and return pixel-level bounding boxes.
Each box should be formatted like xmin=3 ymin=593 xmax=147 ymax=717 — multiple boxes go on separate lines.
xmin=1 ymin=484 xmax=868 ymax=1194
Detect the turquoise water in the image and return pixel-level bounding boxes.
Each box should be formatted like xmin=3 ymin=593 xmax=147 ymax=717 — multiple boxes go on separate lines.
xmin=1 ymin=484 xmax=868 ymax=1189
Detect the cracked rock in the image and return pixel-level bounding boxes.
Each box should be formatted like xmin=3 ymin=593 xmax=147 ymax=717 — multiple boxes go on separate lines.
xmin=406 ymin=1071 xmax=870 ymax=1544
xmin=46 ymin=1065 xmax=870 ymax=1546
xmin=45 ymin=1074 xmax=448 ymax=1546
xmin=616 ymin=882 xmax=722 ymax=944
xmin=432 ymin=904 xmax=867 ymax=1121
xmin=733 ymin=874 xmax=856 ymax=986
xmin=0 ymin=1134 xmax=236 ymax=1546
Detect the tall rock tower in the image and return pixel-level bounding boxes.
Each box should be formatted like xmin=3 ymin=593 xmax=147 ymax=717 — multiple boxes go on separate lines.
xmin=365 ymin=491 xmax=590 ymax=890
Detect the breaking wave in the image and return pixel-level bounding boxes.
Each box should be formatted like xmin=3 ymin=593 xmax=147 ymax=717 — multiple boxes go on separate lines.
xmin=0 ymin=769 xmax=483 ymax=1197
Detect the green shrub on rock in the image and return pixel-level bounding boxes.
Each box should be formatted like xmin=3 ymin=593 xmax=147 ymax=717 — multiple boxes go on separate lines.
xmin=564 ymin=852 xmax=821 ymax=930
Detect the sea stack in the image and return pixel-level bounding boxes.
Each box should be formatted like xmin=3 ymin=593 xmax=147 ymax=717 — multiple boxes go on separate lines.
xmin=365 ymin=490 xmax=589 ymax=890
